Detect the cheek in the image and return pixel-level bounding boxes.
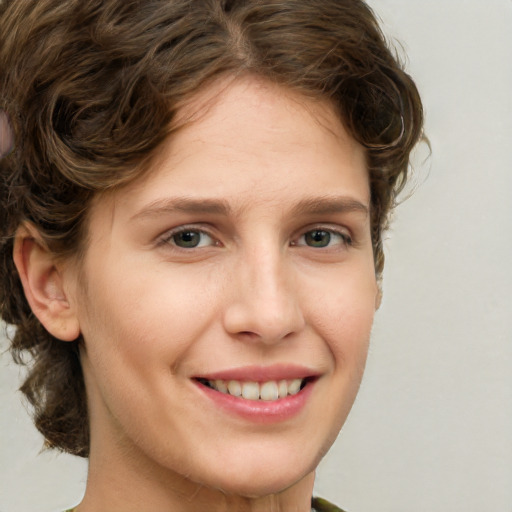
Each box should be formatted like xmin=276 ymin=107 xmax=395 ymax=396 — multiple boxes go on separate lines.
xmin=77 ymin=261 xmax=222 ymax=376
xmin=308 ymin=276 xmax=375 ymax=454
xmin=310 ymin=269 xmax=377 ymax=353
xmin=309 ymin=270 xmax=376 ymax=426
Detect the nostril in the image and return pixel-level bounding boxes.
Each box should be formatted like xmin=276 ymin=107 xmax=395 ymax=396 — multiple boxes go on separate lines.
xmin=238 ymin=331 xmax=260 ymax=340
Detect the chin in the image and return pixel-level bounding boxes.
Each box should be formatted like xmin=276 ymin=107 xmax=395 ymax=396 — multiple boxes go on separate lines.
xmin=202 ymin=450 xmax=318 ymax=499
xmin=214 ymin=474 xmax=304 ymax=499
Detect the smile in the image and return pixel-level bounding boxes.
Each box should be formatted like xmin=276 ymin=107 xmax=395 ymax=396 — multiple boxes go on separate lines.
xmin=196 ymin=378 xmax=307 ymax=401
xmin=193 ymin=366 xmax=318 ymax=422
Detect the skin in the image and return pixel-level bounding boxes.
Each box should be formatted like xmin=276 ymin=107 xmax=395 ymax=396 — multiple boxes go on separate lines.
xmin=16 ymin=77 xmax=380 ymax=512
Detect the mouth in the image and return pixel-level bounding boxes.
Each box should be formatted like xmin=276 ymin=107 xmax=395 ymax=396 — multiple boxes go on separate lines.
xmin=194 ymin=377 xmax=313 ymax=402
xmin=192 ymin=367 xmax=319 ymax=422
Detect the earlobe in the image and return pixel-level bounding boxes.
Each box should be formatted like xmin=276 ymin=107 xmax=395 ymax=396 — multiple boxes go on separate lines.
xmin=13 ymin=224 xmax=80 ymax=342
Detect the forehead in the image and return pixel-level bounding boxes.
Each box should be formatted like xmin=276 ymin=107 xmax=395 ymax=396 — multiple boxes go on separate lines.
xmin=91 ymin=76 xmax=369 ymax=226
xmin=163 ymin=75 xmax=365 ymax=174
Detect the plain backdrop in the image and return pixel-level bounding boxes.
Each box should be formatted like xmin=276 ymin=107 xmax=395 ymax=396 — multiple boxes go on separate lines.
xmin=1 ymin=1 xmax=511 ymax=511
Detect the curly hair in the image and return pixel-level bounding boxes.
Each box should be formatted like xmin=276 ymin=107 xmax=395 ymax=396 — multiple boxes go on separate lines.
xmin=0 ymin=0 xmax=424 ymax=456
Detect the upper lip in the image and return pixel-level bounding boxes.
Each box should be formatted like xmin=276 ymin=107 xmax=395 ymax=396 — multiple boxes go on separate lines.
xmin=194 ymin=364 xmax=320 ymax=382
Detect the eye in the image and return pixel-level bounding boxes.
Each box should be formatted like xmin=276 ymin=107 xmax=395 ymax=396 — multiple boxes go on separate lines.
xmin=162 ymin=228 xmax=216 ymax=249
xmin=295 ymin=228 xmax=352 ymax=248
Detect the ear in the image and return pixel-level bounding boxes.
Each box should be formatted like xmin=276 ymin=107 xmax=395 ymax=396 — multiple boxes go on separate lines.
xmin=13 ymin=224 xmax=80 ymax=341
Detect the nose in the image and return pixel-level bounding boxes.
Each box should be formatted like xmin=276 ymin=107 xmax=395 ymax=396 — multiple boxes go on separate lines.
xmin=222 ymin=247 xmax=306 ymax=344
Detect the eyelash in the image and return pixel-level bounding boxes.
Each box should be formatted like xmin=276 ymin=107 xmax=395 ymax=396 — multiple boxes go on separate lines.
xmin=157 ymin=225 xmax=353 ymax=250
xmin=158 ymin=226 xmax=218 ymax=249
xmin=292 ymin=227 xmax=353 ymax=249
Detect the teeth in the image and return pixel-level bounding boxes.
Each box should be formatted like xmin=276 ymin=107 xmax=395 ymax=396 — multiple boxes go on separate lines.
xmin=287 ymin=378 xmax=301 ymax=396
xmin=241 ymin=382 xmax=260 ymax=400
xmin=260 ymin=381 xmax=279 ymax=401
xmin=215 ymin=380 xmax=228 ymax=394
xmin=278 ymin=380 xmax=288 ymax=398
xmin=227 ymin=380 xmax=241 ymax=397
xmin=205 ymin=378 xmax=305 ymax=401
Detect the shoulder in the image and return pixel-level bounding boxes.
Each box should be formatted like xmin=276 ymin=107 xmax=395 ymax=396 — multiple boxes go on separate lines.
xmin=312 ymin=496 xmax=348 ymax=512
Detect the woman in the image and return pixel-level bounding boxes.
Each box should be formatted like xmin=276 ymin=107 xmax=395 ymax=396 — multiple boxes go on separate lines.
xmin=0 ymin=0 xmax=423 ymax=510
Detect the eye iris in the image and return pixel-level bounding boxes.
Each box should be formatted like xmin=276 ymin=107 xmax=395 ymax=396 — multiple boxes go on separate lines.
xmin=305 ymin=230 xmax=331 ymax=247
xmin=174 ymin=231 xmax=201 ymax=248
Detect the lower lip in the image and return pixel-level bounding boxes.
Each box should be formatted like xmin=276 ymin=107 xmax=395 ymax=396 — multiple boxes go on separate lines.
xmin=194 ymin=380 xmax=315 ymax=424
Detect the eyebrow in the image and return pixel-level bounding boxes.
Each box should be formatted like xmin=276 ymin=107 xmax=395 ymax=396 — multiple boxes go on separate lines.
xmin=290 ymin=196 xmax=369 ymax=217
xmin=131 ymin=197 xmax=231 ymax=221
xmin=131 ymin=195 xmax=368 ymax=221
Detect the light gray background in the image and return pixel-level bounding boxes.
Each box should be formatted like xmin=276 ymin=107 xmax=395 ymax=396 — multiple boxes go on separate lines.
xmin=1 ymin=1 xmax=511 ymax=511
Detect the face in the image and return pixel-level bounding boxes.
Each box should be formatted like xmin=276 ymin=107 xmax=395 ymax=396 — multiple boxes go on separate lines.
xmin=69 ymin=77 xmax=379 ymax=498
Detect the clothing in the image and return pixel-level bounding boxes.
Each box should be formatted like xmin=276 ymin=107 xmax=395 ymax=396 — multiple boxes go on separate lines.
xmin=65 ymin=497 xmax=346 ymax=511
xmin=312 ymin=496 xmax=347 ymax=511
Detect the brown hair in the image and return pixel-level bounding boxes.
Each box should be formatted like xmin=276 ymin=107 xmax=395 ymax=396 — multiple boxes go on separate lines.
xmin=0 ymin=0 xmax=423 ymax=456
